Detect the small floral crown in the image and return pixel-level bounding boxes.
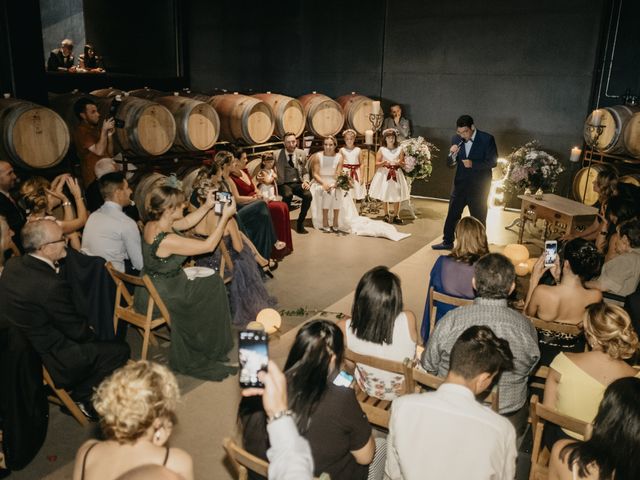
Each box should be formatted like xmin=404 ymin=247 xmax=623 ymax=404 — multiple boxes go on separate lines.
xmin=342 ymin=128 xmax=357 ymax=137
xmin=382 ymin=128 xmax=398 ymax=137
xmin=162 ymin=173 xmax=183 ymax=191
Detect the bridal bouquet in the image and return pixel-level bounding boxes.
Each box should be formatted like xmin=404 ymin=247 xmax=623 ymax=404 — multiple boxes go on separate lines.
xmin=335 ymin=172 xmax=352 ymax=197
xmin=400 ymin=137 xmax=437 ymax=180
xmin=504 ymin=141 xmax=563 ymax=193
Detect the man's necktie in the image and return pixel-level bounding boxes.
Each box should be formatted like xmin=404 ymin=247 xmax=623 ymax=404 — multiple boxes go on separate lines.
xmin=288 ymin=154 xmax=295 ymax=169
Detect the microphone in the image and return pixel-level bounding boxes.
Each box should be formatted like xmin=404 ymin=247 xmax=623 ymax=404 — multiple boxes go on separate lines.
xmin=448 ymin=139 xmax=464 ymax=168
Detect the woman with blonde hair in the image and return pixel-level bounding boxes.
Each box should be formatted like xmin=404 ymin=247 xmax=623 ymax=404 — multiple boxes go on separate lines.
xmin=73 ymin=360 xmax=193 ymax=480
xmin=421 ymin=216 xmax=489 ymax=341
xmin=543 ymin=302 xmax=640 ymax=446
xmin=134 ymin=182 xmax=237 ymax=380
xmin=19 ymin=174 xmax=87 ymax=250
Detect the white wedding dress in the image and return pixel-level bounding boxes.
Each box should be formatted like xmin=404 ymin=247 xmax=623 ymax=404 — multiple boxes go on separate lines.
xmin=310 ymin=153 xmax=411 ymax=241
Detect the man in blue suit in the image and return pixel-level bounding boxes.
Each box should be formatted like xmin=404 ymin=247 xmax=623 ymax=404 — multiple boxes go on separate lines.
xmin=433 ymin=115 xmax=497 ymax=250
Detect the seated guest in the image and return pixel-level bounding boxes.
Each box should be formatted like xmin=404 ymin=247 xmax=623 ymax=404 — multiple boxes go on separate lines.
xmin=338 ymin=266 xmax=417 ymax=400
xmin=387 ymin=326 xmax=516 ymax=480
xmin=82 ymin=172 xmax=142 ymax=274
xmin=0 ymin=160 xmax=26 ymax=250
xmin=230 ymin=149 xmax=292 ymax=257
xmin=47 ymin=38 xmax=75 ymax=72
xmin=525 ymin=239 xmax=603 ymax=364
xmin=422 ymin=253 xmax=540 ymax=437
xmin=548 ymin=377 xmax=640 ymax=480
xmin=190 ymin=165 xmax=276 ymax=327
xmin=77 ymin=44 xmax=105 ymax=72
xmin=240 ymin=320 xmax=376 ymax=480
xmin=19 ymin=174 xmax=88 ymax=250
xmin=217 ymin=151 xmax=279 ymax=265
xmin=422 ymin=216 xmax=488 ymax=341
xmin=135 ymin=183 xmax=237 ymax=381
xmin=544 ymin=302 xmax=639 ymax=444
xmin=72 ymin=361 xmax=193 ymax=480
xmin=597 ymin=193 xmax=639 ymax=262
xmin=586 ymin=218 xmax=640 ymax=298
xmin=85 ymin=157 xmax=118 ymax=212
xmin=0 ymin=220 xmax=130 ymax=419
xmin=381 ymin=103 xmax=411 ymax=142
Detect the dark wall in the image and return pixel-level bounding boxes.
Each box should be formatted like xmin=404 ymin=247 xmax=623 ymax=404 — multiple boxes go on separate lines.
xmin=383 ymin=0 xmax=606 ymax=199
xmin=187 ymin=0 xmax=386 ymax=97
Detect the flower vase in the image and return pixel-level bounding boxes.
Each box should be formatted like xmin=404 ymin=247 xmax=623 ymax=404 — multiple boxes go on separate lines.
xmin=399 ymin=176 xmax=417 ymax=219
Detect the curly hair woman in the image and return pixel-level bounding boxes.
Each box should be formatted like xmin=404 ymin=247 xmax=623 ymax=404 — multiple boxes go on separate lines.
xmin=72 ymin=361 xmax=193 ymax=480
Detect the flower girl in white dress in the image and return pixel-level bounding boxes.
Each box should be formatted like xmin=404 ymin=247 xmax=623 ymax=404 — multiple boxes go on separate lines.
xmin=368 ymin=128 xmax=409 ymax=224
xmin=339 ymin=129 xmax=366 ymax=201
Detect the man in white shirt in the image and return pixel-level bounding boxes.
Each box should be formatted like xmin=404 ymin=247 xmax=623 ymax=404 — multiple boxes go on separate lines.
xmin=386 ymin=325 xmax=517 ymax=480
xmin=82 ymin=172 xmax=142 ymax=273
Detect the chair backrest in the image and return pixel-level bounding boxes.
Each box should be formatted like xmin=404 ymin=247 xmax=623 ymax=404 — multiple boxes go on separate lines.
xmin=105 ymin=262 xmax=171 ymax=323
xmin=429 ymin=287 xmax=473 ymax=336
xmin=528 ymin=316 xmax=583 ymax=336
xmin=344 ymin=349 xmax=411 ymax=395
xmin=223 ymin=437 xmax=269 ymax=479
xmin=407 ymin=364 xmax=500 ymax=412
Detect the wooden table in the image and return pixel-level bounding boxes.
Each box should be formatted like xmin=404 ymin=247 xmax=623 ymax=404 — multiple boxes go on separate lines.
xmin=517 ymin=194 xmax=598 ymax=243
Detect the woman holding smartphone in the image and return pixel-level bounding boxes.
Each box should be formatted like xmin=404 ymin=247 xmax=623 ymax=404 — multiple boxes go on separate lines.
xmin=239 ymin=320 xmax=376 ymax=480
xmin=135 ymin=182 xmax=237 ymax=381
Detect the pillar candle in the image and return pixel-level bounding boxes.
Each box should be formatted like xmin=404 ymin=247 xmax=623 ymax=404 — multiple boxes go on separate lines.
xmin=591 ymin=109 xmax=603 ymax=126
xmin=569 ymin=147 xmax=582 ymax=162
xmin=372 ymin=101 xmax=381 ymax=115
xmin=365 ymin=130 xmax=374 ymax=145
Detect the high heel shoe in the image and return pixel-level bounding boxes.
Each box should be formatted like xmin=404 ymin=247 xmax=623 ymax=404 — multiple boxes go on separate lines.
xmin=261 ymin=266 xmax=274 ymax=279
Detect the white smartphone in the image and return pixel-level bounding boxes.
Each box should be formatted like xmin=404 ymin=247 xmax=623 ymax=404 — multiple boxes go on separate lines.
xmin=544 ymin=240 xmax=558 ymax=267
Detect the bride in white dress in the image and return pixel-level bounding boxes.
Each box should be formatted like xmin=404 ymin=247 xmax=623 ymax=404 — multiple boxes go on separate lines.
xmin=368 ymin=128 xmax=410 ymax=224
xmin=339 ymin=129 xmax=366 ymax=201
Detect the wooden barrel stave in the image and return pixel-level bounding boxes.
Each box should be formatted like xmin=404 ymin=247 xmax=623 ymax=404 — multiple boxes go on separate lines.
xmin=209 ymin=94 xmax=274 ymax=145
xmin=336 ymin=94 xmax=374 ymax=135
xmin=0 ymin=98 xmax=69 ymax=169
xmin=298 ymin=93 xmax=345 ymax=138
xmin=623 ymin=112 xmax=640 ymax=158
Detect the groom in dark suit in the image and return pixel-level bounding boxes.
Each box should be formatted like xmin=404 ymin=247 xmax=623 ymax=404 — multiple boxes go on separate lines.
xmin=274 ymin=132 xmax=312 ymax=234
xmin=433 ymin=115 xmax=498 ymax=250
xmin=0 ymin=219 xmax=129 ymax=419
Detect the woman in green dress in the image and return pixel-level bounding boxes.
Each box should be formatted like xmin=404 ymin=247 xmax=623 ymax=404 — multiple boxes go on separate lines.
xmin=135 ymin=183 xmax=237 ymax=381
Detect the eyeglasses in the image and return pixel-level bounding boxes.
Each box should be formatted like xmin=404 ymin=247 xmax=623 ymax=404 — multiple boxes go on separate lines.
xmin=42 ymin=237 xmax=66 ymax=247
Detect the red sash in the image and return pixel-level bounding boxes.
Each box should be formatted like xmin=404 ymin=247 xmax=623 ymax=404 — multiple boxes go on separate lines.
xmin=343 ymin=163 xmax=360 ymax=182
xmin=386 ymin=165 xmax=399 ymax=182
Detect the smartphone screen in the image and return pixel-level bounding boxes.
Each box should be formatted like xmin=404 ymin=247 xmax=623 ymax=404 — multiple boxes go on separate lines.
xmin=333 ymin=370 xmax=354 ymax=388
xmin=238 ymin=330 xmax=268 ymax=388
xmin=544 ymin=240 xmax=558 ymax=267
xmin=216 ymin=191 xmax=232 ymax=203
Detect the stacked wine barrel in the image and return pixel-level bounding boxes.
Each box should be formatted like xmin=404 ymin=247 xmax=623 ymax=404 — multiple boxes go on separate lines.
xmin=0 ymin=96 xmax=70 ymax=169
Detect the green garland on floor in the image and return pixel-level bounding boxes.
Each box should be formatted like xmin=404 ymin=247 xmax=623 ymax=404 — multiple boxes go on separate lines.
xmin=278 ymin=308 xmax=347 ymax=320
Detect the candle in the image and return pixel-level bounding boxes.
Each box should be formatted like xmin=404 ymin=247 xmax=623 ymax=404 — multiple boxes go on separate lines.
xmin=372 ymin=101 xmax=381 ymax=115
xmin=591 ymin=109 xmax=603 ymax=126
xmin=569 ymin=147 xmax=582 ymax=162
xmin=365 ymin=130 xmax=374 ymax=145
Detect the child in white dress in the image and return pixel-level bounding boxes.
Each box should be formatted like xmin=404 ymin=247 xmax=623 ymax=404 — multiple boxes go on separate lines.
xmin=339 ymin=129 xmax=366 ymax=201
xmin=309 ymin=136 xmax=345 ymax=233
xmin=254 ymin=152 xmax=279 ymax=202
xmin=368 ymin=128 xmax=409 ymax=224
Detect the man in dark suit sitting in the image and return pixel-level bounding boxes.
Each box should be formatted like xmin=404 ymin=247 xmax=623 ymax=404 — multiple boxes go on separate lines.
xmin=433 ymin=115 xmax=498 ymax=250
xmin=0 ymin=219 xmax=130 ymax=420
xmin=274 ymin=132 xmax=312 ymax=234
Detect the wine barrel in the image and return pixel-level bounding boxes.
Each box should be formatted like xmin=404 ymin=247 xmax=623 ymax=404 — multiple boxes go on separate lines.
xmin=129 ymin=89 xmax=220 ymax=152
xmin=336 ymin=93 xmax=374 ymax=135
xmin=208 ymin=93 xmax=274 ymax=145
xmin=0 ymin=97 xmax=69 ymax=169
xmin=91 ymin=89 xmax=176 ymax=157
xmin=583 ymin=106 xmax=640 ymax=155
xmin=623 ymin=112 xmax=640 ymax=158
xmin=133 ymin=172 xmax=166 ymax=220
xmin=572 ymin=164 xmax=607 ymax=205
xmin=298 ymin=93 xmax=345 ymax=138
xmin=252 ymin=93 xmax=305 ymax=138
xmin=620 ymin=173 xmax=640 ymax=188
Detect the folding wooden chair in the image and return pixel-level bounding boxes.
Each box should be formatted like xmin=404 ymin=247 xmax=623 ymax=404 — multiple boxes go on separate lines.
xmin=42 ymin=366 xmax=89 ymax=427
xmin=405 ymin=363 xmax=500 ymax=413
xmin=223 ymin=437 xmax=330 ymax=480
xmin=344 ymin=349 xmax=412 ymax=429
xmin=105 ymin=262 xmax=171 ymax=360
xmin=529 ymin=395 xmax=591 ymax=480
xmin=428 ymin=287 xmax=473 ymax=337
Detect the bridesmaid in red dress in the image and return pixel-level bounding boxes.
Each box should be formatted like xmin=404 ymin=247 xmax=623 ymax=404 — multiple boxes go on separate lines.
xmin=229 ymin=149 xmax=293 ymax=259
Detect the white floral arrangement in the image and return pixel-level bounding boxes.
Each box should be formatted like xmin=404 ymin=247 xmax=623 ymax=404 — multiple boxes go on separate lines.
xmin=504 ymin=141 xmax=563 ymax=193
xmin=400 ymin=136 xmax=437 ymax=180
